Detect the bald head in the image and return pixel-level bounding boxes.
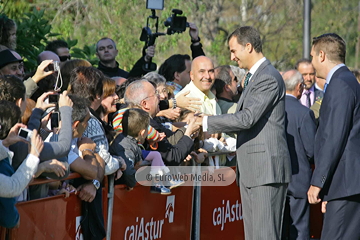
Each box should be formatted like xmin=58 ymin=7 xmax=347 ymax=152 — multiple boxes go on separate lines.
xmin=37 ymin=51 xmax=60 ymax=64
xmin=190 ymin=56 xmax=215 ymax=94
xmin=191 ymin=56 xmax=213 ymax=70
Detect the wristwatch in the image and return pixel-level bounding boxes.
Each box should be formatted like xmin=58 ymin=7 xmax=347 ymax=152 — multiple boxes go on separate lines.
xmin=92 ymin=179 xmax=100 ymax=190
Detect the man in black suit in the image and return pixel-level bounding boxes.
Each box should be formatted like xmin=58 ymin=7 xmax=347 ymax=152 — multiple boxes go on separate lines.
xmin=295 ymin=59 xmax=323 ymax=108
xmin=282 ymin=70 xmax=316 ymax=240
xmin=307 ymin=33 xmax=360 ymax=239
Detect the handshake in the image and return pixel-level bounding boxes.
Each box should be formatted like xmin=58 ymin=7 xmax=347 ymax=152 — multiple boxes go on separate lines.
xmin=183 ymin=113 xmax=205 ymax=139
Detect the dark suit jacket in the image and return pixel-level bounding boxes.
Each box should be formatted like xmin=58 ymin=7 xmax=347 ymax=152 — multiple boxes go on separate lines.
xmin=314 ymin=87 xmax=324 ymax=102
xmin=207 ymin=59 xmax=291 ymax=188
xmin=311 ymin=66 xmax=360 ymax=201
xmin=285 ymin=95 xmax=316 ymax=198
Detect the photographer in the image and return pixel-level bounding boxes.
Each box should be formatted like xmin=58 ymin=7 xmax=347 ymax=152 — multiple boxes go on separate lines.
xmin=0 ymin=100 xmax=44 ymax=228
xmin=96 ymin=37 xmax=155 ymax=78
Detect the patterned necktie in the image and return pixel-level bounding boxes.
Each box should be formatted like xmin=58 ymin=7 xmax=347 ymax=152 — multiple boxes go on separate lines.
xmin=305 ymin=90 xmax=311 ymax=107
xmin=243 ymin=72 xmax=252 ymax=90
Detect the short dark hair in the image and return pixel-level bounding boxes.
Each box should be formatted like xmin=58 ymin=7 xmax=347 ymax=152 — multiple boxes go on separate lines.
xmin=295 ymin=58 xmax=312 ymax=70
xmin=228 ymin=26 xmax=262 ymax=53
xmin=0 ymin=75 xmax=25 ymax=103
xmin=0 ymin=100 xmax=21 ymax=139
xmin=122 ymin=108 xmax=150 ymax=137
xmin=68 ymin=66 xmax=104 ymax=104
xmin=96 ymin=37 xmax=117 ymax=52
xmin=59 ymin=59 xmax=92 ymax=92
xmin=213 ymin=65 xmax=232 ymax=95
xmin=158 ymin=54 xmax=191 ymax=82
xmin=68 ymin=95 xmax=90 ymax=123
xmin=45 ymin=40 xmax=69 ymax=55
xmin=312 ymin=33 xmax=346 ymax=64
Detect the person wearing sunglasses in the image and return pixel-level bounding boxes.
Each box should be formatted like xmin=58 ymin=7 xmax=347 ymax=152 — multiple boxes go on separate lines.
xmin=45 ymin=39 xmax=71 ymax=62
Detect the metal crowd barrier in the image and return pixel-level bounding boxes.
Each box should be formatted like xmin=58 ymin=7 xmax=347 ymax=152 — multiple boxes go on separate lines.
xmin=0 ymin=162 xmax=323 ymax=240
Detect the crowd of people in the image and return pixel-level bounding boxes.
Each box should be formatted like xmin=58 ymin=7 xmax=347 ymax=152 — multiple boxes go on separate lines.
xmin=0 ymin=13 xmax=359 ymax=240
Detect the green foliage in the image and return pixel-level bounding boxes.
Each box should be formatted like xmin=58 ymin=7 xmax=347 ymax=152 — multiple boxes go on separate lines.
xmin=2 ymin=0 xmax=360 ymax=72
xmin=0 ymin=0 xmax=30 ymax=19
xmin=71 ymin=44 xmax=98 ymax=66
xmin=16 ymin=8 xmax=60 ymax=71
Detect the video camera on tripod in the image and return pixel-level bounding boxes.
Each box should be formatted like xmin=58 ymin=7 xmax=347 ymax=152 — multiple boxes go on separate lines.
xmin=140 ymin=0 xmax=189 ymax=71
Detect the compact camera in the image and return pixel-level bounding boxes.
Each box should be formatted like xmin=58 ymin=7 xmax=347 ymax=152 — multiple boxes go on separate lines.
xmin=18 ymin=128 xmax=33 ymax=141
xmin=48 ymin=94 xmax=59 ymax=104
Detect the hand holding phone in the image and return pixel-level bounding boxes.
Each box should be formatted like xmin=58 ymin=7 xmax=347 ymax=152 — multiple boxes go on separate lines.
xmin=51 ymin=112 xmax=60 ymax=129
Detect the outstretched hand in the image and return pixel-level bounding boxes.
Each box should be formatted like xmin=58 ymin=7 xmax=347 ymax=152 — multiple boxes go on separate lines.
xmin=176 ymin=91 xmax=201 ymax=111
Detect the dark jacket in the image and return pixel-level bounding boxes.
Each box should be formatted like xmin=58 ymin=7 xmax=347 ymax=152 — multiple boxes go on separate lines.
xmin=285 ymin=95 xmax=316 ymax=198
xmin=98 ymin=55 xmax=152 ymax=79
xmin=0 ymin=157 xmax=19 ymax=228
xmin=97 ymin=61 xmax=129 ymax=78
xmin=190 ymin=42 xmax=206 ymax=59
xmin=109 ymin=134 xmax=139 ymax=188
xmin=147 ymin=118 xmax=194 ymax=166
xmin=311 ymin=66 xmax=360 ymax=201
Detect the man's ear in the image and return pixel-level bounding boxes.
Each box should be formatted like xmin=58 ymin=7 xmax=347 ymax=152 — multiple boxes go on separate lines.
xmin=15 ymin=98 xmax=22 ymax=108
xmin=174 ymin=71 xmax=180 ymax=82
xmin=140 ymin=129 xmax=146 ymax=137
xmin=224 ymin=85 xmax=231 ymax=92
xmin=246 ymin=43 xmax=253 ymax=53
xmin=115 ymin=48 xmax=119 ymax=57
xmin=95 ymin=51 xmax=99 ymax=59
xmin=72 ymin=120 xmax=80 ymax=130
xmin=140 ymin=99 xmax=149 ymax=111
xmin=319 ymin=50 xmax=326 ymax=62
xmin=190 ymin=70 xmax=194 ymax=81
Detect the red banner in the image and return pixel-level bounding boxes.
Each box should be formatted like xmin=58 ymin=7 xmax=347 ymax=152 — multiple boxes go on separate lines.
xmin=10 ymin=187 xmax=107 ymax=240
xmin=200 ymin=167 xmax=245 ymax=240
xmin=111 ymin=183 xmax=194 ymax=240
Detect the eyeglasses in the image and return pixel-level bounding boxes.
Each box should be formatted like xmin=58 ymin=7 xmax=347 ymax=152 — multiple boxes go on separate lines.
xmin=233 ymin=76 xmax=241 ymax=88
xmin=158 ymin=88 xmax=169 ymax=94
xmin=59 ymin=55 xmax=71 ymax=62
xmin=142 ymin=90 xmax=160 ymax=101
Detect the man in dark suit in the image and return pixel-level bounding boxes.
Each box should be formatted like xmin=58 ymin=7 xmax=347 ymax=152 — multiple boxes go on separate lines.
xmin=282 ymin=70 xmax=316 ymax=240
xmin=307 ymin=33 xmax=360 ymax=240
xmin=295 ymin=59 xmax=323 ymax=108
xmin=200 ymin=26 xmax=291 ymax=239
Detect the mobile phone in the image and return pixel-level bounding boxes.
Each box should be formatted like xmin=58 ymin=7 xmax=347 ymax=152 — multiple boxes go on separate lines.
xmin=48 ymin=94 xmax=59 ymax=104
xmin=51 ymin=112 xmax=60 ymax=129
xmin=18 ymin=128 xmax=32 ymax=141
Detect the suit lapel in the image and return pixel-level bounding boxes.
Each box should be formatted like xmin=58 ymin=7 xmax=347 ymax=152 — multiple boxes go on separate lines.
xmin=236 ymin=60 xmax=271 ymax=111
